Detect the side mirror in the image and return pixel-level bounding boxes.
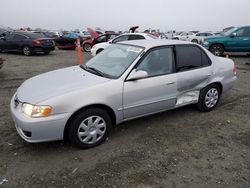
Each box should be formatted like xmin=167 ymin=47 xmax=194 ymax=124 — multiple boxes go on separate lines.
xmin=127 ymin=70 xmax=148 ymax=81
xmin=230 ymin=33 xmax=236 ymax=38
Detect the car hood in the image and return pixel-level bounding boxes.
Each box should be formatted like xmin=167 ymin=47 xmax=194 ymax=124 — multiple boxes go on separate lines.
xmin=17 ymin=66 xmax=110 ymax=104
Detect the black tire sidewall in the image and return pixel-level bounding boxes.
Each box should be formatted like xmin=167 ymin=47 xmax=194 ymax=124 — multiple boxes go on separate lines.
xmin=83 ymin=43 xmax=91 ymax=52
xmin=197 ymin=84 xmax=221 ymax=112
xmin=68 ymin=108 xmax=112 ymax=149
xmin=210 ymin=44 xmax=224 ymax=56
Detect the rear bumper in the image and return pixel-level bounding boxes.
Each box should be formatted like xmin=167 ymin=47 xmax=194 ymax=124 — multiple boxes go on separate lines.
xmin=10 ymin=95 xmax=72 ymax=143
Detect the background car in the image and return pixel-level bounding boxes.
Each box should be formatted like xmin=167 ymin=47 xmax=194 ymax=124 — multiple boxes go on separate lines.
xmin=82 ymin=33 xmax=119 ymax=52
xmin=203 ymin=26 xmax=250 ymax=56
xmin=10 ymin=40 xmax=236 ymax=149
xmin=91 ymin=33 xmax=157 ymax=56
xmin=187 ymin=32 xmax=215 ymax=44
xmin=172 ymin=31 xmax=195 ymax=40
xmin=33 ymin=31 xmax=59 ymax=38
xmin=0 ymin=31 xmax=55 ymax=55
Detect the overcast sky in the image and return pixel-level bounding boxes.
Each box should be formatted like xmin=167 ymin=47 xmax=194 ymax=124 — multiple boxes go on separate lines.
xmin=1 ymin=0 xmax=249 ymax=32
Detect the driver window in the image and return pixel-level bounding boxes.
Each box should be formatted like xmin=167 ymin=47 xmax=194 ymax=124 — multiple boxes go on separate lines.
xmin=235 ymin=29 xmax=245 ymax=37
xmin=136 ymin=47 xmax=173 ymax=77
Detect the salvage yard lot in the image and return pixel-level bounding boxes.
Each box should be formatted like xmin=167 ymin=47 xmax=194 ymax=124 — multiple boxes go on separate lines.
xmin=0 ymin=50 xmax=250 ymax=187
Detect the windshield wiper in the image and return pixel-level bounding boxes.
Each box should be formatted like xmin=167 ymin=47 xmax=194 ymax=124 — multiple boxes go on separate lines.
xmin=80 ymin=64 xmax=104 ymax=77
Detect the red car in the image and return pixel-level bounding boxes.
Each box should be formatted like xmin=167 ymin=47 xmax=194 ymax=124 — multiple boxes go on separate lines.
xmin=82 ymin=28 xmax=118 ymax=52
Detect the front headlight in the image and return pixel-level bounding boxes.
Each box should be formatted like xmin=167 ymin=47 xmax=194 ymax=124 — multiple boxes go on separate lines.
xmin=203 ymin=41 xmax=209 ymax=46
xmin=22 ymin=103 xmax=52 ymax=118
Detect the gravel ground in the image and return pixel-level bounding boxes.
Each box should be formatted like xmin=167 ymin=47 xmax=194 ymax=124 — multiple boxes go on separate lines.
xmin=0 ymin=50 xmax=250 ymax=188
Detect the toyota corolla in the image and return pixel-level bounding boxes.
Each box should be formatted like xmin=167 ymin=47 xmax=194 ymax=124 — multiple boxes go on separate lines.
xmin=10 ymin=40 xmax=237 ymax=148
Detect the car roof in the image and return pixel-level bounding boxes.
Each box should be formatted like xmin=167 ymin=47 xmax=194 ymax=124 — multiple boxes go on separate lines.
xmin=119 ymin=39 xmax=194 ymax=49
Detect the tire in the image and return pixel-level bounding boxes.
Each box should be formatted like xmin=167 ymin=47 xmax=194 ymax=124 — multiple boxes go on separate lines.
xmin=68 ymin=108 xmax=112 ymax=149
xmin=83 ymin=43 xmax=91 ymax=52
xmin=209 ymin=44 xmax=224 ymax=56
xmin=191 ymin=39 xmax=198 ymax=43
xmin=196 ymin=84 xmax=221 ymax=112
xmin=96 ymin=49 xmax=103 ymax=55
xmin=44 ymin=51 xmax=50 ymax=55
xmin=23 ymin=46 xmax=32 ymax=56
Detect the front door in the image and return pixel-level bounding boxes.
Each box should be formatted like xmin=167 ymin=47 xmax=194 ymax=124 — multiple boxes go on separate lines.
xmin=226 ymin=27 xmax=250 ymax=52
xmin=123 ymin=47 xmax=177 ymax=120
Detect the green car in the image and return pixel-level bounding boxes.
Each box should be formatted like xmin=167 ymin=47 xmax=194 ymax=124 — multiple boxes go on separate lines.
xmin=203 ymin=26 xmax=250 ymax=56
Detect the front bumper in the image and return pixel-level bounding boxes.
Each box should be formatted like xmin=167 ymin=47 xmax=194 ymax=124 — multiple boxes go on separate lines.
xmin=10 ymin=95 xmax=72 ymax=143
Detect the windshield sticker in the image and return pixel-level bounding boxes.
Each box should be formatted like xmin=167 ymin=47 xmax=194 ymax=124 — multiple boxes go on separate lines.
xmin=127 ymin=47 xmax=143 ymax=53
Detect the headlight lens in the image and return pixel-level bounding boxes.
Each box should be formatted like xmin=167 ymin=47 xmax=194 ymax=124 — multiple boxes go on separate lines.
xmin=22 ymin=103 xmax=52 ymax=117
xmin=203 ymin=41 xmax=209 ymax=46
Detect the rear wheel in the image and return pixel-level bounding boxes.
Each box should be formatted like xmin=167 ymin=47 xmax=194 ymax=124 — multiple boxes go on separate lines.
xmin=209 ymin=44 xmax=224 ymax=56
xmin=83 ymin=43 xmax=91 ymax=52
xmin=23 ymin=46 xmax=32 ymax=56
xmin=191 ymin=39 xmax=198 ymax=43
xmin=196 ymin=84 xmax=221 ymax=112
xmin=68 ymin=108 xmax=112 ymax=149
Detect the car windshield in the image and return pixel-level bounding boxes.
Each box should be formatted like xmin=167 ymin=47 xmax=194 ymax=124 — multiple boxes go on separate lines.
xmin=85 ymin=44 xmax=144 ymax=78
xmin=222 ymin=27 xmax=238 ymax=36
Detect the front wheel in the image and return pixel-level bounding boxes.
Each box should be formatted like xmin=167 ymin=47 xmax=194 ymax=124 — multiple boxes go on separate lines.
xmin=96 ymin=49 xmax=103 ymax=55
xmin=196 ymin=84 xmax=221 ymax=112
xmin=209 ymin=44 xmax=224 ymax=56
xmin=68 ymin=108 xmax=112 ymax=149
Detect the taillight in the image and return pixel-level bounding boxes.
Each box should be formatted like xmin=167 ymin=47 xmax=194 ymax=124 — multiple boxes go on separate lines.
xmin=233 ymin=65 xmax=237 ymax=75
xmin=32 ymin=39 xmax=41 ymax=45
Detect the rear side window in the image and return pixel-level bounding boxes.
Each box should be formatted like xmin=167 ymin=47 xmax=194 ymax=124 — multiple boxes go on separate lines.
xmin=13 ymin=34 xmax=27 ymax=40
xmin=112 ymin=35 xmax=130 ymax=43
xmin=129 ymin=35 xmax=145 ymax=40
xmin=175 ymin=45 xmax=211 ymax=72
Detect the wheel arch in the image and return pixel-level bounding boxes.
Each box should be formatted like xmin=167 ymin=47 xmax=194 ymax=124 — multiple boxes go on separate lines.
xmin=63 ymin=104 xmax=116 ymax=140
xmin=206 ymin=82 xmax=223 ymax=93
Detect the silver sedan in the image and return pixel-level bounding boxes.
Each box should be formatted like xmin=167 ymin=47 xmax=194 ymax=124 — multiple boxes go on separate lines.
xmin=10 ymin=40 xmax=237 ymax=148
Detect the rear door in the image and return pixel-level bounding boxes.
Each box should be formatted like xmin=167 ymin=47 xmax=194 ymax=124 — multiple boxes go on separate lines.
xmin=123 ymin=47 xmax=177 ymax=120
xmin=175 ymin=45 xmax=213 ymax=106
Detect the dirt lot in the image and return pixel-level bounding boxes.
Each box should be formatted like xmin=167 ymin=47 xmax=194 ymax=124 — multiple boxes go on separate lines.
xmin=0 ymin=50 xmax=250 ymax=188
